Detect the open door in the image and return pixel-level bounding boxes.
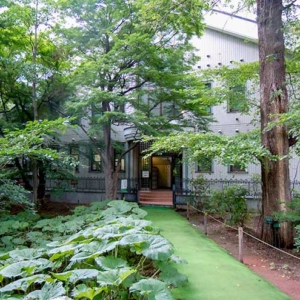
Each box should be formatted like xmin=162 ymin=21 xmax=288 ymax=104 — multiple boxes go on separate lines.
xmin=151 ymin=156 xmax=172 ymax=189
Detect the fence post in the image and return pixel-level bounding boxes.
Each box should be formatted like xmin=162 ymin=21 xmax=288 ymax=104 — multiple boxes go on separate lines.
xmin=203 ymin=213 xmax=208 ymax=235
xmin=238 ymin=227 xmax=243 ymax=263
xmin=187 ymin=202 xmax=190 ymax=220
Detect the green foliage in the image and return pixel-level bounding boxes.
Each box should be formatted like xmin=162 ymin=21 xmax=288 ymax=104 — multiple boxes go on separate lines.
xmin=273 ymin=193 xmax=300 ymax=225
xmin=207 ymin=185 xmax=249 ymax=226
xmin=0 ymin=201 xmax=186 ymax=299
xmin=147 ymin=129 xmax=275 ymax=170
xmin=295 ymin=225 xmax=300 ymax=250
xmin=0 ymin=180 xmax=33 ymax=213
xmin=189 ymin=175 xmax=210 ymax=210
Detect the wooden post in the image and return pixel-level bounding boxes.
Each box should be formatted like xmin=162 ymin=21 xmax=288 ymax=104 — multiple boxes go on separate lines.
xmin=204 ymin=213 xmax=208 ymax=235
xmin=187 ymin=202 xmax=190 ymax=220
xmin=238 ymin=227 xmax=244 ymax=263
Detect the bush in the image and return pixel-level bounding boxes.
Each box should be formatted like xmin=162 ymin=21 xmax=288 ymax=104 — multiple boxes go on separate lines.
xmin=273 ymin=193 xmax=300 ymax=250
xmin=0 ymin=180 xmax=33 ymax=213
xmin=189 ymin=175 xmax=210 ymax=210
xmin=207 ymin=185 xmax=249 ymax=226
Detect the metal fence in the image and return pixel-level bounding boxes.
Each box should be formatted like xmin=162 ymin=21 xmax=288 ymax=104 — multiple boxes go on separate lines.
xmin=173 ymin=178 xmax=300 ymax=207
xmin=46 ymin=177 xmax=139 ymax=193
xmin=174 ymin=178 xmax=262 ymax=197
xmin=45 ymin=177 xmax=300 ymax=206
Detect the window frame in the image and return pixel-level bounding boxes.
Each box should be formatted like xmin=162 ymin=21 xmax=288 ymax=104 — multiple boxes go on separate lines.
xmin=227 ymin=85 xmax=245 ymax=113
xmin=114 ymin=147 xmax=126 ymax=172
xmin=90 ymin=149 xmax=102 ymax=172
xmin=196 ymin=157 xmax=213 ymax=173
xmin=228 ymin=164 xmax=247 ymax=173
xmin=70 ymin=145 xmax=80 ymax=173
xmin=204 ymin=82 xmax=213 ymax=115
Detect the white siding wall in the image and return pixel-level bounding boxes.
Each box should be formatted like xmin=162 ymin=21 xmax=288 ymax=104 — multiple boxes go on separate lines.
xmin=188 ymin=28 xmax=300 ymax=181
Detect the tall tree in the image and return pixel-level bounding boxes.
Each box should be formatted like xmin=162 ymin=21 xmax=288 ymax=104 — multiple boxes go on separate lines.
xmin=60 ymin=0 xmax=213 ymax=199
xmin=147 ymin=1 xmax=300 ymax=248
xmin=0 ymin=1 xmax=73 ymax=202
xmin=257 ymin=0 xmax=293 ymax=247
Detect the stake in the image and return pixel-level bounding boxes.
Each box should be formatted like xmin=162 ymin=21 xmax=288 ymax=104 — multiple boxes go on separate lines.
xmin=187 ymin=202 xmax=190 ymax=220
xmin=238 ymin=227 xmax=244 ymax=263
xmin=204 ymin=213 xmax=208 ymax=235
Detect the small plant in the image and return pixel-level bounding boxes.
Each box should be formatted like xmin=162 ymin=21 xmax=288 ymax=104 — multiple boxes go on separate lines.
xmin=207 ymin=185 xmax=249 ymax=226
xmin=273 ymin=193 xmax=300 ymax=225
xmin=189 ymin=175 xmax=210 ymax=210
xmin=0 ymin=180 xmax=34 ymax=214
xmin=295 ymin=225 xmax=300 ymax=251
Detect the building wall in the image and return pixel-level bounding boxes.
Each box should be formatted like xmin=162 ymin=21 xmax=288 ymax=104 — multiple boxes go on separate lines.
xmin=52 ymin=25 xmax=300 ymax=198
xmin=188 ymin=27 xmax=300 ymax=181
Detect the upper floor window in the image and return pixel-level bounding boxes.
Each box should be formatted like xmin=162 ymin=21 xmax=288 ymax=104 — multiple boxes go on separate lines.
xmin=204 ymin=82 xmax=212 ymax=114
xmin=227 ymin=85 xmax=245 ymax=113
xmin=228 ymin=163 xmax=247 ymax=173
xmin=196 ymin=157 xmax=213 ymax=173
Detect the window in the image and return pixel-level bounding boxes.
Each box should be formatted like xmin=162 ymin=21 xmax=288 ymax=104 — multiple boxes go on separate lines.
xmin=70 ymin=146 xmax=79 ymax=172
xmin=227 ymin=85 xmax=245 ymax=112
xmin=91 ymin=105 xmax=103 ymax=122
xmin=228 ymin=164 xmax=247 ymax=173
xmin=201 ymin=82 xmax=212 ymax=114
xmin=114 ymin=147 xmax=125 ymax=172
xmin=91 ymin=150 xmax=102 ymax=171
xmin=196 ymin=157 xmax=213 ymax=173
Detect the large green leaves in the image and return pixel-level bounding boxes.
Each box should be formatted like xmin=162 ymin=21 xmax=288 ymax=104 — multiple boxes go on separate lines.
xmin=0 ymin=259 xmax=53 ymax=278
xmin=52 ymin=269 xmax=99 ymax=284
xmin=0 ymin=200 xmax=186 ymax=299
xmin=24 ymin=282 xmax=65 ymax=300
xmin=130 ymin=278 xmax=173 ymax=300
xmin=0 ymin=274 xmax=51 ymax=293
xmin=120 ymin=234 xmax=174 ymax=261
xmin=95 ymin=256 xmax=128 ymax=270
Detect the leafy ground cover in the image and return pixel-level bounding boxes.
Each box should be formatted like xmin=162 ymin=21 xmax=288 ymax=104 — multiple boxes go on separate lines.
xmin=144 ymin=206 xmax=292 ymax=300
xmin=0 ymin=201 xmax=187 ymax=299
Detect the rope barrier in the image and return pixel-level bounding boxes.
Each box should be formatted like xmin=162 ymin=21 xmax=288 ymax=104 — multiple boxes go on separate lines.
xmin=242 ymin=230 xmax=300 ymax=261
xmin=188 ymin=202 xmax=300 ymax=262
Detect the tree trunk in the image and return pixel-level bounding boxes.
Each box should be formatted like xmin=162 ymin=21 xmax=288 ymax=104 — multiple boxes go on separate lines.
xmin=101 ymin=109 xmax=119 ymax=200
xmin=37 ymin=161 xmax=46 ymax=201
xmin=32 ymin=0 xmax=39 ymax=205
xmin=257 ymin=0 xmax=293 ymax=248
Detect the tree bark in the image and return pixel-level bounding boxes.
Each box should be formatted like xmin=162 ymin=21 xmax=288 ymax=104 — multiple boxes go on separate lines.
xmin=101 ymin=103 xmax=118 ymax=199
xmin=257 ymin=0 xmax=293 ymax=248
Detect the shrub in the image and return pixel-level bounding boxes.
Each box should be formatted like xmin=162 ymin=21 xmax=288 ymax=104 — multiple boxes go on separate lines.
xmin=189 ymin=175 xmax=210 ymax=210
xmin=0 ymin=180 xmax=33 ymax=214
xmin=273 ymin=193 xmax=300 ymax=250
xmin=207 ymin=185 xmax=249 ymax=226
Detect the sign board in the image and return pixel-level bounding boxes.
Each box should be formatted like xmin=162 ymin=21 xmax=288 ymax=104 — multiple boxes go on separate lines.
xmin=142 ymin=171 xmax=150 ymax=178
xmin=121 ymin=179 xmax=128 ymax=192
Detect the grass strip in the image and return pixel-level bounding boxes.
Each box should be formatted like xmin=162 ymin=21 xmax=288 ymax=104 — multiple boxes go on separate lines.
xmin=144 ymin=206 xmax=291 ymax=300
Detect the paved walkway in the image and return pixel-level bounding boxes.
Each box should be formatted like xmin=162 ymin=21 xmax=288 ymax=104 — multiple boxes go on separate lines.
xmin=144 ymin=207 xmax=291 ymax=300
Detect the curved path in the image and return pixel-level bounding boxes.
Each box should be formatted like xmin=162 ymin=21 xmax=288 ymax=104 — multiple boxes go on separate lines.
xmin=144 ymin=207 xmax=291 ymax=300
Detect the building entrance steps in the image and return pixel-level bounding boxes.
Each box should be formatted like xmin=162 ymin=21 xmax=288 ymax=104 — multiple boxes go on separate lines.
xmin=139 ymin=190 xmax=173 ymax=206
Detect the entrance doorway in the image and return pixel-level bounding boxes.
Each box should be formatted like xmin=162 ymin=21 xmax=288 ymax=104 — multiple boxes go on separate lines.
xmin=151 ymin=156 xmax=172 ymax=189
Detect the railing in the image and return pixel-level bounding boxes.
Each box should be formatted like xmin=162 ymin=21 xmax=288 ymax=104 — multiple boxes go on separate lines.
xmin=174 ymin=178 xmax=262 ymax=196
xmin=173 ymin=178 xmax=300 ymax=208
xmin=46 ymin=177 xmax=138 ymax=194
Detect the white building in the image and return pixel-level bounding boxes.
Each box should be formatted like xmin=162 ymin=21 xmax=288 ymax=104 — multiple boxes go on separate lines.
xmin=49 ymin=12 xmax=300 ymax=203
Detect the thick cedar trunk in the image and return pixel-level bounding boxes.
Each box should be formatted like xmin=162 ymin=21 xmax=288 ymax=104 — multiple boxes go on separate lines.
xmin=257 ymin=0 xmax=293 ymax=247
